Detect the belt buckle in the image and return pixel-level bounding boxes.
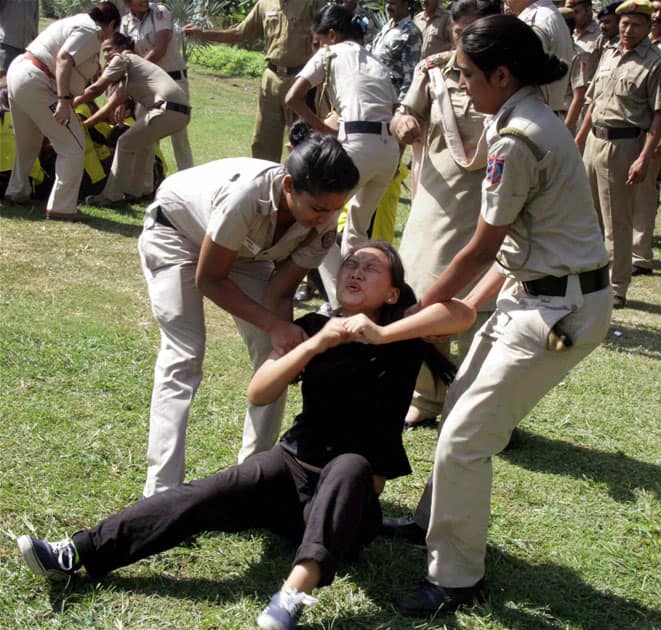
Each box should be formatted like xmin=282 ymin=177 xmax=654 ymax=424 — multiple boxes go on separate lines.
xmin=275 ymin=65 xmax=287 ymax=77
xmin=593 ymin=126 xmax=607 ymax=140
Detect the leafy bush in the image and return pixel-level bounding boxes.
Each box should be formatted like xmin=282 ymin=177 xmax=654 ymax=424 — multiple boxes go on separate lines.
xmin=188 ymin=43 xmax=266 ymax=77
xmin=40 ymin=0 xmax=92 ymax=18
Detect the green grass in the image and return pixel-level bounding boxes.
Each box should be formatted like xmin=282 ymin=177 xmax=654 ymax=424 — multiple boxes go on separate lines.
xmin=1 ymin=66 xmax=660 ymax=629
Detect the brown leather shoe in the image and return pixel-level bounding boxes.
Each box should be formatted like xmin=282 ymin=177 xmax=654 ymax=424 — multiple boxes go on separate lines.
xmin=45 ymin=210 xmax=90 ymax=222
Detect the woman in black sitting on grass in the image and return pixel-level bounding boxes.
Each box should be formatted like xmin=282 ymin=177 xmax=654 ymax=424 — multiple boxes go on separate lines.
xmin=17 ymin=242 xmax=475 ymax=630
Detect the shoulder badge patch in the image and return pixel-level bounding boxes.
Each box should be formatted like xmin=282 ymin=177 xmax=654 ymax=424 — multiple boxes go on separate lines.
xmin=486 ymin=157 xmax=505 ymax=185
xmin=321 ymin=229 xmax=337 ymax=249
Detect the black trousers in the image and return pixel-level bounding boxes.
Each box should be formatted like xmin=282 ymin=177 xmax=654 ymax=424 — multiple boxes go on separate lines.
xmin=73 ymin=446 xmax=382 ymax=586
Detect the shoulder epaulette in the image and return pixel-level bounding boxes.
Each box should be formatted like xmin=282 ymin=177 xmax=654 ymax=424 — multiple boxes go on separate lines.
xmin=423 ymin=50 xmax=452 ymax=71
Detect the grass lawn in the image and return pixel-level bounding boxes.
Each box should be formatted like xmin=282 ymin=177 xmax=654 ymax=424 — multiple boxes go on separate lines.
xmin=1 ymin=63 xmax=660 ymax=629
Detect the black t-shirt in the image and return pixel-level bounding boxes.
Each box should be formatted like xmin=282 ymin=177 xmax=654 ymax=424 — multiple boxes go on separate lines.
xmin=279 ymin=313 xmax=425 ymax=479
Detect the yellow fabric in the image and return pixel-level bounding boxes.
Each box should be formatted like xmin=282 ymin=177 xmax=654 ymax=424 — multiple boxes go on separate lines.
xmin=2 ymin=111 xmax=44 ymax=182
xmin=371 ymin=162 xmax=409 ymax=242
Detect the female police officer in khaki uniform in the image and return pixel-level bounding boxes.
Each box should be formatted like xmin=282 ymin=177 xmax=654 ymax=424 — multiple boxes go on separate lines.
xmin=397 ymin=15 xmax=612 ymax=614
xmin=391 ymin=0 xmax=500 ymax=429
xmin=285 ymin=4 xmax=400 ymax=306
xmin=136 ymin=134 xmax=358 ymax=497
xmin=4 ymin=3 xmax=120 ymax=220
xmin=74 ymin=32 xmax=190 ymax=205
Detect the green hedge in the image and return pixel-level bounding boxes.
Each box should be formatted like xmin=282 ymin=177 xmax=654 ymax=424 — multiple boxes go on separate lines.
xmin=188 ymin=44 xmax=267 ymax=77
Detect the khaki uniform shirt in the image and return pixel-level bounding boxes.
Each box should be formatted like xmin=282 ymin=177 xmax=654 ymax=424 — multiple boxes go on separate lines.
xmin=399 ymin=54 xmax=489 ymax=304
xmin=298 ymin=41 xmax=396 ymax=123
xmin=152 ymin=158 xmax=338 ymax=269
xmin=120 ymin=3 xmax=185 ymax=73
xmin=27 ymin=13 xmax=102 ymax=94
xmin=518 ymin=0 xmax=574 ymax=111
xmin=587 ymin=38 xmax=661 ymax=129
xmin=233 ymin=0 xmax=326 ymax=67
xmin=413 ymin=8 xmax=453 ymax=58
xmin=573 ymin=20 xmax=600 ymax=86
xmin=102 ymin=52 xmax=188 ymax=108
xmin=482 ymin=86 xmax=608 ymax=280
xmin=0 ymin=0 xmax=38 ymax=50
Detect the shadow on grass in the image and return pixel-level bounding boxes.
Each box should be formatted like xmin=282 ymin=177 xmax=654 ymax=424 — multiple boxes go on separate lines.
xmin=44 ymin=535 xmax=660 ymax=629
xmin=603 ymin=322 xmax=661 ymax=359
xmin=0 ymin=202 xmax=143 ymax=238
xmin=499 ymin=430 xmax=660 ymax=502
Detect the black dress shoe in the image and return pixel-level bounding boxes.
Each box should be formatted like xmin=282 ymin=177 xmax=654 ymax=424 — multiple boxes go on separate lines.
xmin=403 ymin=416 xmax=438 ymax=431
xmin=632 ymin=265 xmax=653 ymax=276
xmin=398 ymin=578 xmax=485 ymax=615
xmin=380 ymin=515 xmax=427 ymax=544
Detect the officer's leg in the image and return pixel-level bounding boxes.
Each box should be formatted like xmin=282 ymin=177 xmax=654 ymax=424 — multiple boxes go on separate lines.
xmin=605 ymin=138 xmax=640 ymax=300
xmin=631 ymin=155 xmax=660 ymax=271
xmin=227 ymin=259 xmax=287 ymax=462
xmin=426 ymin=284 xmax=612 ymax=588
xmin=170 ymin=77 xmax=194 ymax=170
xmin=139 ymin=226 xmax=206 ymax=496
xmin=251 ymin=68 xmax=286 ymax=163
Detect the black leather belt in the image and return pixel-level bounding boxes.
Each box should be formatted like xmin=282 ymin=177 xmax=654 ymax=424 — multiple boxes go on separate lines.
xmin=344 ymin=121 xmax=391 ymax=135
xmin=267 ymin=63 xmax=303 ymax=76
xmin=167 ymin=69 xmax=188 ymax=80
xmin=523 ymin=265 xmax=610 ymax=296
xmin=154 ymin=206 xmax=175 ymax=229
xmin=164 ymin=101 xmax=191 ymax=115
xmin=592 ymin=125 xmax=642 ymax=140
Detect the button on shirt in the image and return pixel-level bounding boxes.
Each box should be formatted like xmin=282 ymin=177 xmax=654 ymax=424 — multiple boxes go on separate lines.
xmin=151 ymin=158 xmax=338 ymax=269
xmin=297 ymin=41 xmax=397 ymax=123
xmin=27 ymin=14 xmax=102 ymax=94
xmin=121 ymin=3 xmax=185 ymax=73
xmin=413 ymin=7 xmax=453 ymax=58
xmin=370 ymin=16 xmax=423 ymax=101
xmin=481 ymin=87 xmax=608 ymax=280
xmin=587 ymin=37 xmax=661 ymax=129
xmin=518 ymin=0 xmax=574 ymax=111
xmin=233 ymin=0 xmax=326 ymax=67
xmin=102 ymin=52 xmax=188 ymax=108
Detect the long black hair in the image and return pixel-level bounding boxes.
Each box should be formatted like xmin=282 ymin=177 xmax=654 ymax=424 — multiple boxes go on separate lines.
xmin=460 ymin=14 xmax=568 ymax=85
xmin=341 ymin=242 xmax=458 ymax=385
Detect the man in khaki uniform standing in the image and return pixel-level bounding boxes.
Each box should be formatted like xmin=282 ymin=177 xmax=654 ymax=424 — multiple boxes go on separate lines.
xmin=184 ymin=0 xmax=325 ymax=163
xmin=507 ymin=0 xmax=575 ymax=114
xmin=565 ymin=0 xmax=601 ymax=132
xmin=577 ymin=0 xmax=661 ymax=307
xmin=413 ymin=0 xmax=453 ymax=58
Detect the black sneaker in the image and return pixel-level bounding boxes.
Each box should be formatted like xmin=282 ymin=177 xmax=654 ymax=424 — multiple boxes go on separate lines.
xmin=257 ymin=588 xmax=317 ymax=630
xmin=17 ymin=535 xmax=80 ymax=579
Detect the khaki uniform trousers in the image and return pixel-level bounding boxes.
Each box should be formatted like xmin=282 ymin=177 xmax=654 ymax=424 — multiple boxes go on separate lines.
xmin=317 ymin=130 xmax=399 ymax=306
xmin=138 ymin=221 xmax=285 ymax=497
xmin=420 ymin=278 xmax=612 ymax=587
xmin=251 ymin=67 xmax=296 ymax=163
xmin=139 ymin=77 xmax=194 ymax=194
xmin=103 ymin=107 xmax=189 ymax=201
xmin=6 ymin=56 xmax=85 ymax=214
xmin=584 ymin=132 xmax=660 ymax=297
xmin=169 ymin=77 xmax=194 ymax=171
xmin=632 ymin=180 xmax=659 ymax=270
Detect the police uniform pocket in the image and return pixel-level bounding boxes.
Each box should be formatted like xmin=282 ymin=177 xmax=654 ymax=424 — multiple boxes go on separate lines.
xmin=264 ymin=11 xmax=283 ymax=40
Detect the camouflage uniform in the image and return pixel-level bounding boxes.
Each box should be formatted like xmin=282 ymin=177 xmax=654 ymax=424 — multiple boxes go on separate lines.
xmin=370 ymin=16 xmax=423 ymax=101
